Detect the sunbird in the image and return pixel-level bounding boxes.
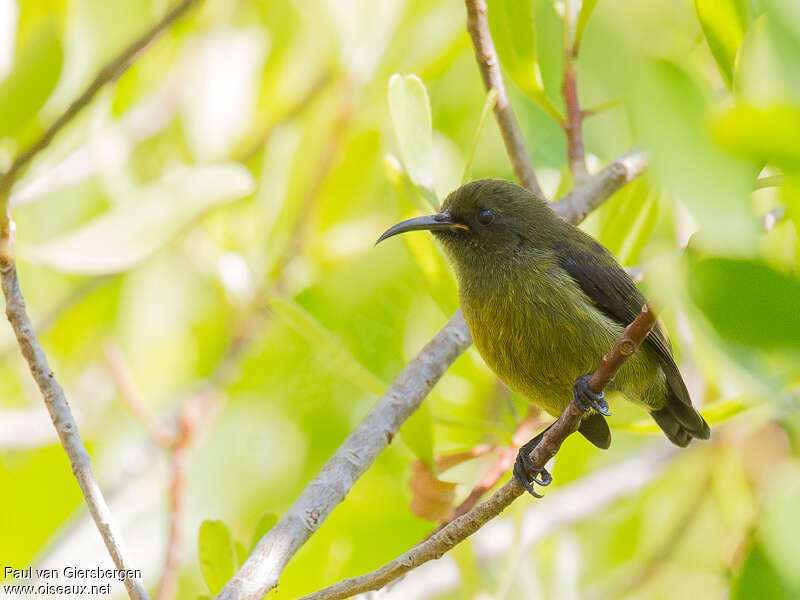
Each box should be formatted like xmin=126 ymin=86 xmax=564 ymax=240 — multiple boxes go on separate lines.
xmin=377 ymin=179 xmax=710 ymax=495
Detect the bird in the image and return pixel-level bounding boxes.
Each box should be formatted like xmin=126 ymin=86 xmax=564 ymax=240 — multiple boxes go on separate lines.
xmin=377 ymin=179 xmax=710 ymax=496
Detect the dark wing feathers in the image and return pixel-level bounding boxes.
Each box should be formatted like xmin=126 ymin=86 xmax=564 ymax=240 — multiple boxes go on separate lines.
xmin=553 ymin=232 xmax=709 ymax=442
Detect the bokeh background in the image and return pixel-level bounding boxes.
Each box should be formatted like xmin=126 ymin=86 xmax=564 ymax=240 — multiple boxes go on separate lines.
xmin=1 ymin=0 xmax=800 ymax=599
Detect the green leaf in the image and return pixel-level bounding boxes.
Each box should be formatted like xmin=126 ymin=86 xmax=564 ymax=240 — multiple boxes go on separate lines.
xmin=630 ymin=58 xmax=758 ymax=253
xmin=0 ymin=22 xmax=63 ymax=142
xmin=251 ymin=513 xmax=278 ymax=553
xmin=462 ymin=88 xmax=498 ymax=185
xmin=732 ymin=543 xmax=799 ymax=600
xmin=487 ymin=0 xmax=562 ymax=122
xmin=574 ymin=0 xmax=600 ymax=54
xmin=197 ymin=520 xmax=235 ymax=595
xmin=400 ymin=400 xmax=435 ymax=471
xmin=388 ymin=73 xmax=438 ymax=208
xmin=22 ymin=164 xmax=255 ymax=274
xmin=620 ymin=396 xmax=752 ymax=433
xmin=711 ymin=105 xmax=800 ymax=167
xmin=266 ymin=294 xmax=386 ymax=396
xmin=694 ymin=0 xmax=749 ymax=89
xmin=598 ymin=179 xmax=659 ymax=267
xmin=689 ymin=257 xmax=800 ymax=351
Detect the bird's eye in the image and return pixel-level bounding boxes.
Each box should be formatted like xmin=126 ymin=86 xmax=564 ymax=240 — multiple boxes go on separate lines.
xmin=477 ymin=208 xmax=495 ymax=226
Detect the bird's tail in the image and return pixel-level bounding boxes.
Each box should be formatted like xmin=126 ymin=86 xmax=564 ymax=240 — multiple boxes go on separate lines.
xmin=649 ymin=391 xmax=710 ymax=448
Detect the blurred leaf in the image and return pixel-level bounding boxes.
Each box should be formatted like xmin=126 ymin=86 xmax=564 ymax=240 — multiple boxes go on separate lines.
xmin=266 ymin=294 xmax=386 ymax=396
xmin=388 ymin=73 xmax=438 ymax=208
xmin=462 ymin=88 xmax=498 ymax=184
xmin=198 ymin=520 xmax=235 ymax=595
xmin=0 ymin=22 xmax=62 ymax=142
xmin=182 ymin=27 xmax=271 ymax=161
xmin=732 ymin=543 xmax=799 ymax=600
xmin=574 ymin=0 xmax=599 ymax=54
xmin=758 ymin=465 xmax=800 ymax=590
xmin=734 ymin=15 xmax=800 ymax=105
xmin=689 ymin=257 xmax=800 ymax=351
xmin=621 ymin=396 xmax=752 ymax=433
xmin=23 ymin=164 xmax=255 ymax=274
xmin=694 ymin=0 xmax=748 ymax=89
xmin=234 ymin=541 xmax=247 ymax=569
xmin=598 ymin=179 xmax=659 ymax=266
xmin=487 ymin=0 xmax=562 ymax=122
xmin=384 ymin=158 xmax=459 ymax=314
xmin=251 ymin=513 xmax=278 ymax=553
xmin=711 ymin=105 xmax=800 ymax=167
xmin=408 ymin=457 xmax=456 ymax=521
xmin=401 ymin=400 xmax=435 ymax=471
xmin=631 ymin=58 xmax=758 ymax=252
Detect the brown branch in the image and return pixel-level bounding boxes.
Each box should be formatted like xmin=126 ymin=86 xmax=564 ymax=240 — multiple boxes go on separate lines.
xmin=562 ymin=55 xmax=587 ymax=182
xmin=464 ymin=0 xmax=543 ymax=197
xmin=104 ymin=344 xmax=176 ymax=448
xmin=295 ymin=305 xmax=657 ymax=600
xmin=0 ymin=0 xmax=200 ymax=219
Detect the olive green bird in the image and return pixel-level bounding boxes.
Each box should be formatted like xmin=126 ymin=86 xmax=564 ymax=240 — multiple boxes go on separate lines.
xmin=378 ymin=179 xmax=710 ymax=496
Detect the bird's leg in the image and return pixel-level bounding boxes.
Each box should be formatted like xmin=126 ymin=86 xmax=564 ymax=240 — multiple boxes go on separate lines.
xmin=573 ymin=373 xmax=610 ymax=416
xmin=513 ymin=425 xmax=554 ymax=498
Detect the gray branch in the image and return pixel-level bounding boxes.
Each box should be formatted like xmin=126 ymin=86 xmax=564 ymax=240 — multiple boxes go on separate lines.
xmin=0 ymin=264 xmax=149 ymax=600
xmin=217 ymin=311 xmax=472 ymax=600
xmin=551 ymin=149 xmax=648 ymax=224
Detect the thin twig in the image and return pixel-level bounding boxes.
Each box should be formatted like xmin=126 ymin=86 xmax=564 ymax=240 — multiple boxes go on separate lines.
xmin=295 ymin=305 xmax=657 ymax=600
xmin=104 ymin=344 xmax=176 ymax=448
xmin=0 ymin=0 xmax=200 ymax=217
xmin=562 ymin=57 xmax=587 ymax=181
xmin=464 ymin=0 xmax=543 ymax=197
xmin=0 ymin=263 xmax=149 ymax=600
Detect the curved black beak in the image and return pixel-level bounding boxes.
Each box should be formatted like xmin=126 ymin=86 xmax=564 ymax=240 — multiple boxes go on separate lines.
xmin=376 ymin=213 xmax=469 ymax=245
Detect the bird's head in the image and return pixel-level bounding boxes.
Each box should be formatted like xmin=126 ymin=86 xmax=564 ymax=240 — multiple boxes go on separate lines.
xmin=377 ymin=179 xmax=556 ymax=264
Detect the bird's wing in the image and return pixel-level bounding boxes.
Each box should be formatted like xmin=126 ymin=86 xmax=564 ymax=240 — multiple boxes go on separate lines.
xmin=552 ymin=231 xmax=693 ymax=409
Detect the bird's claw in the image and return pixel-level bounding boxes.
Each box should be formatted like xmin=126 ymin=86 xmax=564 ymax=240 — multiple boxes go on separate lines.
xmin=513 ymin=434 xmax=553 ymax=498
xmin=573 ymin=373 xmax=610 ymax=416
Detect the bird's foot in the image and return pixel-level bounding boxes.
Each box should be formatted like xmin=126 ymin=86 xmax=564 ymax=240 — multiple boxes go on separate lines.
xmin=513 ymin=432 xmax=553 ymax=498
xmin=573 ymin=373 xmax=610 ymax=416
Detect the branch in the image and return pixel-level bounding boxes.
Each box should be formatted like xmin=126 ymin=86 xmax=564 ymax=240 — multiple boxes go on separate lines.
xmin=464 ymin=0 xmax=543 ymax=197
xmin=0 ymin=0 xmax=200 ymax=212
xmin=551 ymin=149 xmax=648 ymax=224
xmin=296 ymin=305 xmax=657 ymax=600
xmin=0 ymin=264 xmax=149 ymax=600
xmin=0 ymin=4 xmax=201 ymax=599
xmin=216 ymin=311 xmax=472 ymax=600
xmin=352 ymin=445 xmax=677 ymax=600
xmin=562 ymin=51 xmax=587 ymax=182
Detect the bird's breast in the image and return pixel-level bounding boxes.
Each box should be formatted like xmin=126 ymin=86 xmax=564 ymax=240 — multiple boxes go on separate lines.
xmin=458 ymin=254 xmax=620 ymax=410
